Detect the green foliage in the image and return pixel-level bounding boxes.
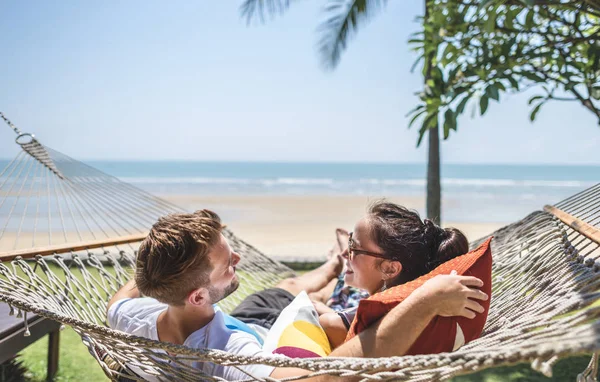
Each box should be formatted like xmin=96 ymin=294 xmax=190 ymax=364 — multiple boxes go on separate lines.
xmin=240 ymin=0 xmax=388 ymax=69
xmin=407 ymin=0 xmax=600 ymax=146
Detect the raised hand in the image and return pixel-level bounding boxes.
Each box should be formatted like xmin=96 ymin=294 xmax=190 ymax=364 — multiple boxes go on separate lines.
xmin=413 ymin=272 xmax=488 ymax=319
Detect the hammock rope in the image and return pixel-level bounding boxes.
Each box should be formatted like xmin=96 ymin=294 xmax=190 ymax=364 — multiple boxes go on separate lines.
xmin=0 ymin=114 xmax=599 ymax=381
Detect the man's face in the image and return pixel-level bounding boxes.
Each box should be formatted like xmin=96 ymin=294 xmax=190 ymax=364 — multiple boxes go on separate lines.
xmin=206 ymin=234 xmax=241 ymax=304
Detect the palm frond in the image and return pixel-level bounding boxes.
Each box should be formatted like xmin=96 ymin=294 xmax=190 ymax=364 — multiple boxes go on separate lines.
xmin=240 ymin=0 xmax=295 ymax=25
xmin=318 ymin=0 xmax=387 ymax=70
xmin=1 ymin=356 xmax=29 ymax=382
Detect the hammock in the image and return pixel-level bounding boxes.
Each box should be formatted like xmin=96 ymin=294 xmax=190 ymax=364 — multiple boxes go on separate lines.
xmin=0 ymin=113 xmax=599 ymax=381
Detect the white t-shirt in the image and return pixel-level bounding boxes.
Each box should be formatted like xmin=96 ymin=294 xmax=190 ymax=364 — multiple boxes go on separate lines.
xmin=107 ymin=297 xmax=275 ymax=381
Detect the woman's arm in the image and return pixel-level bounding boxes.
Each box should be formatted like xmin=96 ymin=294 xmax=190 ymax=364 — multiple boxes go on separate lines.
xmin=269 ymin=274 xmax=488 ymax=381
xmin=319 ymin=312 xmax=348 ymax=349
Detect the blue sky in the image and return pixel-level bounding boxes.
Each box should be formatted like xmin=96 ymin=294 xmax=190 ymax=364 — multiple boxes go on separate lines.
xmin=0 ymin=1 xmax=598 ymax=164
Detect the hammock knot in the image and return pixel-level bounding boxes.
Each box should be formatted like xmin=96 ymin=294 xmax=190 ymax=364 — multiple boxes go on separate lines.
xmin=585 ymin=258 xmax=595 ymax=268
xmin=531 ymin=357 xmax=554 ymax=377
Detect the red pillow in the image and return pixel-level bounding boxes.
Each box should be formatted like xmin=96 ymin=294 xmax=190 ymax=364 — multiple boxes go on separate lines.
xmin=345 ymin=237 xmax=493 ymax=355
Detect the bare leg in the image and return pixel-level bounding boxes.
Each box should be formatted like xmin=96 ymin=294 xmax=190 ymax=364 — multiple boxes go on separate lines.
xmin=308 ymin=276 xmax=339 ymax=304
xmin=307 ymin=228 xmax=349 ymax=303
xmin=276 ymin=254 xmax=343 ymax=297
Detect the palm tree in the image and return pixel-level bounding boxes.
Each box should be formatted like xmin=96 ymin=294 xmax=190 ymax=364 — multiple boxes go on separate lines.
xmin=240 ymin=0 xmax=443 ymax=223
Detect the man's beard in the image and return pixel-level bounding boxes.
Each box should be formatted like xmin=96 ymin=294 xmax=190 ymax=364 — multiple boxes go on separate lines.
xmin=208 ymin=276 xmax=240 ymax=304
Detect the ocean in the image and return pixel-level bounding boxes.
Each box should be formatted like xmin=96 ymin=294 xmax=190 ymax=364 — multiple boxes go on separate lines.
xmin=0 ymin=159 xmax=598 ymax=224
xmin=84 ymin=161 xmax=599 ymax=224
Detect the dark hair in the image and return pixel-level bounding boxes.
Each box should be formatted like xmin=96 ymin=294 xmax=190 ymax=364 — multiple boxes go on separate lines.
xmin=136 ymin=209 xmax=223 ymax=305
xmin=367 ymin=201 xmax=469 ymax=286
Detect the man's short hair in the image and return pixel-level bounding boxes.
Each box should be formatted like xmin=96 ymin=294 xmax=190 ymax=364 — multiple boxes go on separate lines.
xmin=135 ymin=209 xmax=223 ymax=305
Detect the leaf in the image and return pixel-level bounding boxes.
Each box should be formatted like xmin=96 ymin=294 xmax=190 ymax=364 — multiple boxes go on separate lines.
xmin=565 ymin=82 xmax=578 ymax=91
xmin=239 ymin=0 xmax=295 ymax=25
xmin=485 ymin=10 xmax=498 ymax=33
xmin=485 ymin=85 xmax=500 ymax=101
xmin=530 ymin=103 xmax=543 ymax=121
xmin=507 ymin=76 xmax=520 ymax=90
xmin=406 ymin=104 xmax=425 ymax=116
xmin=478 ymin=0 xmax=496 ymax=9
xmin=443 ymin=109 xmax=456 ymax=139
xmin=317 ymin=0 xmax=388 ymax=70
xmin=456 ymin=95 xmax=470 ymax=115
xmin=417 ymin=113 xmax=437 ymax=147
xmin=504 ymin=8 xmax=518 ymax=29
xmin=525 ymin=10 xmax=534 ymax=29
xmin=408 ymin=109 xmax=427 ymax=128
xmin=443 ymin=120 xmax=450 ymax=139
xmin=528 ymin=95 xmax=544 ymax=105
xmin=520 ymin=72 xmax=544 ymax=83
xmin=480 ymin=95 xmax=489 ymax=116
xmin=592 ymin=87 xmax=600 ymax=100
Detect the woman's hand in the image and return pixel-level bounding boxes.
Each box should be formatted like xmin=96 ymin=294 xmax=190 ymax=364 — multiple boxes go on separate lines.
xmin=413 ymin=272 xmax=488 ymax=319
xmin=312 ymin=300 xmax=335 ymax=315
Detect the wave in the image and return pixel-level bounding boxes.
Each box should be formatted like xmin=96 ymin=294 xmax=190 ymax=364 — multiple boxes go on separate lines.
xmin=117 ymin=176 xmax=595 ymax=189
xmin=118 ymin=177 xmax=254 ymax=185
xmin=118 ymin=177 xmax=336 ymax=186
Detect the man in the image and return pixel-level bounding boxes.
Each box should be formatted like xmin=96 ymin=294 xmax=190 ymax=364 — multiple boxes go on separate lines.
xmin=107 ymin=210 xmax=487 ymax=381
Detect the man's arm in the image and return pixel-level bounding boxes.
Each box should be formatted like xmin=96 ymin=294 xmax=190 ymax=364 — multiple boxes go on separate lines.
xmin=107 ymin=279 xmax=140 ymax=312
xmin=269 ymin=274 xmax=488 ymax=380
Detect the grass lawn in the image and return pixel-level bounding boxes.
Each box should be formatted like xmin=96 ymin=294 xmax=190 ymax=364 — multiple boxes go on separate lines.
xmin=10 ymin=262 xmax=599 ymax=381
xmin=19 ymin=328 xmax=108 ymax=382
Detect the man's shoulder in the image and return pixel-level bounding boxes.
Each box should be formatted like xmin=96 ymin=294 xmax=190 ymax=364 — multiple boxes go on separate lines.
xmin=107 ymin=297 xmax=166 ymax=333
xmin=204 ymin=311 xmax=264 ymax=352
xmin=110 ymin=297 xmax=166 ymax=314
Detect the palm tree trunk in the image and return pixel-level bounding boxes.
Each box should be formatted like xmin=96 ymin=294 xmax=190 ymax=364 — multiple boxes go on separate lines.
xmin=427 ymin=124 xmax=441 ymax=224
xmin=424 ymin=0 xmax=441 ymax=224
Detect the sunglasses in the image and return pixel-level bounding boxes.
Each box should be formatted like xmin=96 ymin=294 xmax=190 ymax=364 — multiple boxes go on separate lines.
xmin=343 ymin=232 xmax=387 ymax=261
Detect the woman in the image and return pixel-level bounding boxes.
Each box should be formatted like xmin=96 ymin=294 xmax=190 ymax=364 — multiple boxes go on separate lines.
xmin=315 ymin=201 xmax=469 ymax=348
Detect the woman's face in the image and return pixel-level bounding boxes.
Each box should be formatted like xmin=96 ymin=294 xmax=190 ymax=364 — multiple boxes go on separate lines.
xmin=343 ymin=217 xmax=386 ymax=295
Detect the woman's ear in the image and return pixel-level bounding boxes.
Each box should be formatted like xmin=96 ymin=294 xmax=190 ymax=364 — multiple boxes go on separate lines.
xmin=381 ymin=260 xmax=403 ymax=281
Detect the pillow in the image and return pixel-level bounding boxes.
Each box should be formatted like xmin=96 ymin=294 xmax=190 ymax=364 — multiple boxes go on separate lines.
xmin=345 ymin=237 xmax=493 ymax=355
xmin=263 ymin=291 xmax=332 ymax=358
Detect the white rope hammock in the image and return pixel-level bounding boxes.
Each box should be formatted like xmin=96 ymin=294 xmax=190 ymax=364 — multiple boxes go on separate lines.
xmin=1 ymin=113 xmax=599 ymax=381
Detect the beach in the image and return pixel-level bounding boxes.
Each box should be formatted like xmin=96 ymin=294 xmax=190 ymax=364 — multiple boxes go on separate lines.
xmin=1 ymin=160 xmax=592 ymax=256
xmin=162 ymin=194 xmax=505 ymax=260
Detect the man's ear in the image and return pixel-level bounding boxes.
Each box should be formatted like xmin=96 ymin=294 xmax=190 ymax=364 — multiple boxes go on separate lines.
xmin=188 ymin=288 xmax=210 ymax=306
